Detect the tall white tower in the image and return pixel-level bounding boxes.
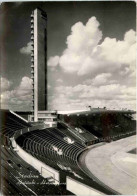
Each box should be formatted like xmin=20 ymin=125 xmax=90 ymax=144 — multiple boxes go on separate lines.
xmin=31 ymin=8 xmax=47 ymax=122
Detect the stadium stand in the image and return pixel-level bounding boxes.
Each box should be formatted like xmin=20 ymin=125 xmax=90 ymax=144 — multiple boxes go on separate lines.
xmin=16 ymin=126 xmax=119 ymax=194
xmin=1 ymin=109 xmax=136 ymax=195
xmin=0 ymin=110 xmax=72 ymax=195
xmin=58 ymin=111 xmax=136 ymax=141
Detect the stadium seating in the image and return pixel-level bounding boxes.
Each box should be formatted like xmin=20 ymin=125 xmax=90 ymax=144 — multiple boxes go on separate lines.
xmin=1 ymin=109 xmax=136 ymax=195
xmin=0 ymin=110 xmax=72 ymax=195
xmin=59 ymin=112 xmax=136 ymax=141
xmin=0 ymin=110 xmax=30 ymax=140
xmin=57 ymin=122 xmax=87 ymax=145
xmin=17 ymin=129 xmax=85 ymax=170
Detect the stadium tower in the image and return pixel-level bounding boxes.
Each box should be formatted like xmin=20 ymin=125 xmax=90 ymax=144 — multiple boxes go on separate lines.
xmin=30 ymin=8 xmax=57 ymax=126
xmin=31 ymin=8 xmax=47 ymax=121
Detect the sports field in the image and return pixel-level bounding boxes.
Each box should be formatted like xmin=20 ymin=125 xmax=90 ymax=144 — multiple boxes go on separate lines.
xmin=79 ymin=135 xmax=137 ymax=195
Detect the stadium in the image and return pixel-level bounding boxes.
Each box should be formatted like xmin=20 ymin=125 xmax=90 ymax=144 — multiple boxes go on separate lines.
xmin=0 ymin=5 xmax=136 ymax=196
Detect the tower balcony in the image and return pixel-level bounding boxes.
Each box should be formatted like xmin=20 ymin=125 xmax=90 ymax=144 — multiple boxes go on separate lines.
xmin=31 ymin=30 xmax=34 ymax=34
xmin=31 ymin=42 xmax=34 ymax=47
xmin=31 ymin=24 xmax=34 ymax=29
xmin=31 ymin=13 xmax=34 ymax=18
xmin=31 ymin=19 xmax=34 ymax=23
xmin=31 ymin=53 xmax=34 ymax=57
xmin=31 ymin=58 xmax=34 ymax=62
xmin=31 ymin=108 xmax=34 ymax=112
xmin=31 ymin=102 xmax=34 ymax=106
xmin=31 ymin=64 xmax=34 ymax=68
xmin=31 ymin=106 xmax=34 ymax=111
xmin=31 ymin=36 xmax=34 ymax=40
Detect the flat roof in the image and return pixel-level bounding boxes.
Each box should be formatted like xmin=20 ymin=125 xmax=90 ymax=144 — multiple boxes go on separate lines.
xmin=58 ymin=109 xmax=135 ymax=116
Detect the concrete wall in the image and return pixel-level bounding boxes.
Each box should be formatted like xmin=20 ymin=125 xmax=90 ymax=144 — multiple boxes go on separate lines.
xmin=13 ymin=140 xmax=60 ymax=185
xmin=66 ymin=177 xmax=104 ymax=196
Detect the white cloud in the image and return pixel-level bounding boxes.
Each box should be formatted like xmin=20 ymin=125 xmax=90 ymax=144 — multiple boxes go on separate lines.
xmin=48 ymin=85 xmax=51 ymax=89
xmin=124 ymin=29 xmax=135 ymax=44
xmin=57 ymin=78 xmax=63 ymax=83
xmin=1 ymin=77 xmax=12 ymax=92
xmin=20 ymin=42 xmax=32 ymax=55
xmin=47 ymin=16 xmax=136 ymax=111
xmin=1 ymin=77 xmax=32 ymax=110
xmin=58 ymin=17 xmax=102 ymax=74
xmin=13 ymin=77 xmax=32 ymax=99
xmin=48 ymin=17 xmax=135 ymax=77
xmin=48 ymin=56 xmax=59 ymax=68
xmin=97 ymin=30 xmax=136 ymax=72
xmin=83 ymin=73 xmax=117 ymax=86
xmin=66 ymin=17 xmax=102 ymax=53
xmin=49 ymin=83 xmax=136 ymax=111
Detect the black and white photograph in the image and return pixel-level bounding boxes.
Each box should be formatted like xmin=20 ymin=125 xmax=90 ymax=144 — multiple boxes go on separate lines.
xmin=0 ymin=1 xmax=136 ymax=195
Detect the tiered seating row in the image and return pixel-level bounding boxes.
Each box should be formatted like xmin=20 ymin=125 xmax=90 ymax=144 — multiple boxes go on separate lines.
xmin=0 ymin=110 xmax=72 ymax=195
xmin=17 ymin=129 xmax=85 ymax=171
xmin=48 ymin=127 xmax=85 ymax=149
xmin=0 ymin=110 xmax=31 ymax=139
xmin=78 ymin=125 xmax=97 ymax=141
xmin=1 ymin=164 xmax=33 ymax=196
xmin=57 ymin=122 xmax=87 ymax=145
xmin=1 ymin=136 xmax=72 ymax=195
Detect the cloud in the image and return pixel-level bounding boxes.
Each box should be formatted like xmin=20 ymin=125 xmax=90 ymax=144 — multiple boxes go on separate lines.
xmin=96 ymin=29 xmax=136 ymax=72
xmin=48 ymin=85 xmax=51 ymax=89
xmin=13 ymin=77 xmax=32 ymax=99
xmin=1 ymin=77 xmax=32 ymax=111
xmin=20 ymin=42 xmax=32 ymax=55
xmin=83 ymin=73 xmax=117 ymax=86
xmin=58 ymin=17 xmax=102 ymax=74
xmin=48 ymin=17 xmax=135 ymax=77
xmin=48 ymin=56 xmax=60 ymax=70
xmin=57 ymin=78 xmax=63 ymax=83
xmin=47 ymin=16 xmax=136 ymax=111
xmin=1 ymin=77 xmax=12 ymax=92
xmin=48 ymin=83 xmax=136 ymax=111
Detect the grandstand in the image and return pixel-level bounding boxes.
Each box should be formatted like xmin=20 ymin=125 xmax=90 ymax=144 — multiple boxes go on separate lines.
xmin=0 ymin=108 xmax=136 ymax=195
xmin=15 ymin=120 xmax=119 ymax=194
xmin=0 ymin=110 xmax=73 ymax=195
xmin=58 ymin=110 xmax=136 ymax=142
xmin=2 ymin=109 xmax=132 ymax=195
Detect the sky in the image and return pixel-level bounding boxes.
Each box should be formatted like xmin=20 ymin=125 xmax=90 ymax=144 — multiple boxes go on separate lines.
xmin=0 ymin=1 xmax=136 ymax=111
